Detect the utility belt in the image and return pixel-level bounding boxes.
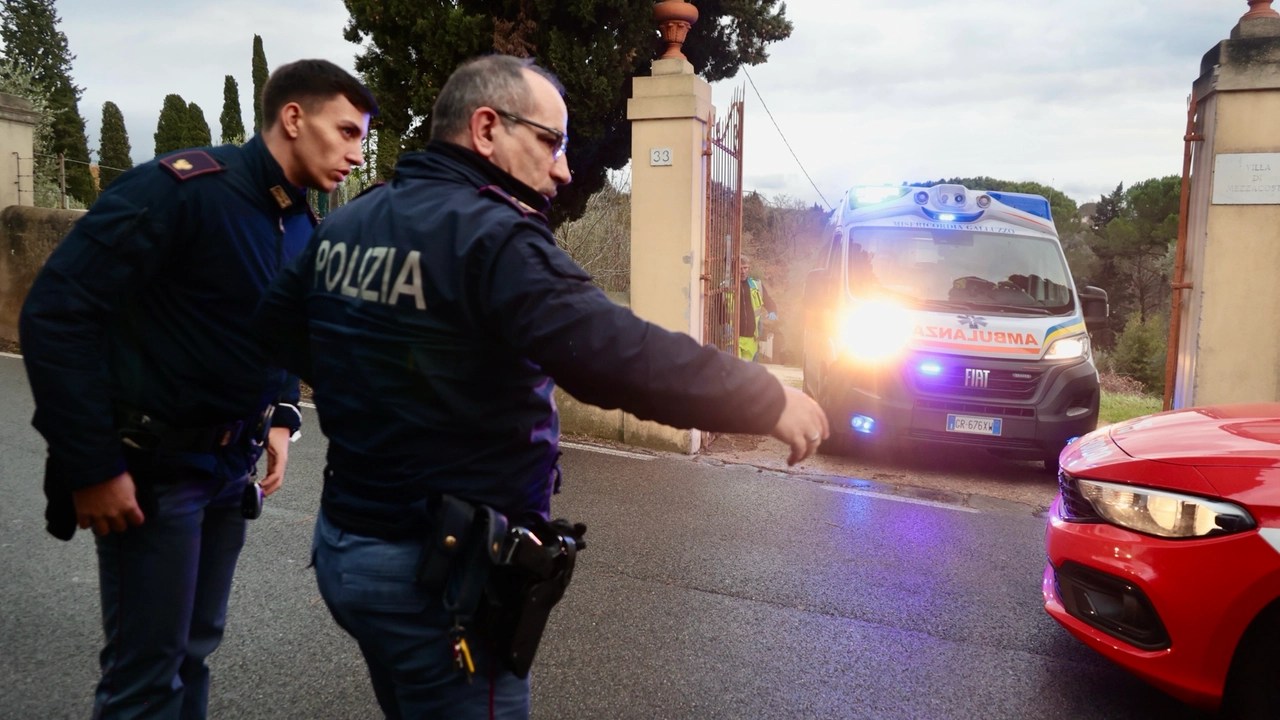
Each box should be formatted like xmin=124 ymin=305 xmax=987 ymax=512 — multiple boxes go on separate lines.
xmin=115 ymin=405 xmax=275 ymax=455
xmin=115 ymin=404 xmax=276 ymax=519
xmin=415 ymin=494 xmax=586 ymax=680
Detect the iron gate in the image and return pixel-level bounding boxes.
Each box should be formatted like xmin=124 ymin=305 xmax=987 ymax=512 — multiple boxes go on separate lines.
xmin=703 ymin=87 xmax=745 ymax=355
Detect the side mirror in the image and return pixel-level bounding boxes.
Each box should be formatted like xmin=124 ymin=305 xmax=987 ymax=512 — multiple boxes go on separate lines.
xmin=1080 ymin=286 xmax=1109 ymax=329
xmin=804 ymin=268 xmax=832 ymax=309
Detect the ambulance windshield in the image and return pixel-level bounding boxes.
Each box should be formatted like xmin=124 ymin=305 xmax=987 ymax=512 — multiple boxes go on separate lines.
xmin=846 ymin=227 xmax=1074 ymax=314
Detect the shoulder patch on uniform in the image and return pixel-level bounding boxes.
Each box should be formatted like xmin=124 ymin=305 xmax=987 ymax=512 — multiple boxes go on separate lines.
xmin=479 ymin=184 xmax=548 ymax=223
xmin=354 ymin=181 xmax=386 ymax=201
xmin=158 ymin=151 xmax=223 ymax=181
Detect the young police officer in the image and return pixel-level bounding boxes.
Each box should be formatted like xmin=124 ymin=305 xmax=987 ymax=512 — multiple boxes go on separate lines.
xmin=19 ymin=60 xmax=376 ymax=719
xmin=254 ymin=55 xmax=828 ymax=719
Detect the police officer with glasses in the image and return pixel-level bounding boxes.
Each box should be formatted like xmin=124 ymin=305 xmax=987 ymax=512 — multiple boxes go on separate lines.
xmin=254 ymin=54 xmax=828 ymax=720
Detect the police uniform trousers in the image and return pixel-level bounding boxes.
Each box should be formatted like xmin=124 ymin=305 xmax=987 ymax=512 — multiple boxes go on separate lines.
xmin=92 ymin=468 xmax=248 ymax=720
xmin=312 ymin=511 xmax=531 ymax=720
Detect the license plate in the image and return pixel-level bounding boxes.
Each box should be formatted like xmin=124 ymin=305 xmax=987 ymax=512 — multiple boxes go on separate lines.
xmin=946 ymin=414 xmax=1002 ymax=436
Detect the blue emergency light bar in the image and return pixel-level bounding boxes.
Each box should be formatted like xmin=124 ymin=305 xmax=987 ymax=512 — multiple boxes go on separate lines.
xmin=848 ymin=186 xmax=911 ymax=210
xmin=987 ymin=192 xmax=1053 ymax=221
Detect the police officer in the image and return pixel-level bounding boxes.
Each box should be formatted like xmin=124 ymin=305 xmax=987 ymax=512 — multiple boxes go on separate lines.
xmin=254 ymin=55 xmax=828 ymax=719
xmin=19 ymin=60 xmax=376 ymax=719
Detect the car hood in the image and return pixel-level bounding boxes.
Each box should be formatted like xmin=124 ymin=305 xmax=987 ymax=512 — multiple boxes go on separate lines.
xmin=1060 ymin=424 xmax=1218 ymax=497
xmin=1107 ymin=404 xmax=1280 ymax=468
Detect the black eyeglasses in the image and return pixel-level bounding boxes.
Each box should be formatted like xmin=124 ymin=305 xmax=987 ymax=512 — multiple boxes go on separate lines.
xmin=492 ymin=109 xmax=568 ymax=160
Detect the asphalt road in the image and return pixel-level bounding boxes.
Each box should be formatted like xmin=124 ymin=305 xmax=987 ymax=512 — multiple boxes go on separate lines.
xmin=0 ymin=354 xmax=1210 ymax=719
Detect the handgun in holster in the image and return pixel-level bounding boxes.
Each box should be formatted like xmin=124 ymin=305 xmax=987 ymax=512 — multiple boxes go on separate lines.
xmin=413 ymin=495 xmax=586 ymax=679
xmin=491 ymin=517 xmax=587 ymax=679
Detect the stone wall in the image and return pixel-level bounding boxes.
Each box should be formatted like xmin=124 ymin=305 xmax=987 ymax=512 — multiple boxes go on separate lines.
xmin=0 ymin=205 xmax=82 ymax=343
xmin=0 ymin=208 xmax=692 ymax=453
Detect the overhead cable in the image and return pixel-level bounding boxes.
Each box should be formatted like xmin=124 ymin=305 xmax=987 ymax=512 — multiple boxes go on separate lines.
xmin=741 ymin=66 xmax=832 ymax=211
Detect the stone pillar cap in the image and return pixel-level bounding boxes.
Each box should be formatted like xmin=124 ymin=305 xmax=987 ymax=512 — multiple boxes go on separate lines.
xmin=1234 ymin=0 xmax=1280 ymax=38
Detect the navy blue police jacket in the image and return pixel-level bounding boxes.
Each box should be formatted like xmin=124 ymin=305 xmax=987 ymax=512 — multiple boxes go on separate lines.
xmin=20 ymin=135 xmax=308 ymax=540
xmin=254 ymin=141 xmax=786 ymax=538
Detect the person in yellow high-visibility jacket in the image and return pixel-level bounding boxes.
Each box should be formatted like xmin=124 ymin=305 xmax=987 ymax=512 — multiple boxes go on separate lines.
xmin=735 ymin=256 xmax=777 ymax=361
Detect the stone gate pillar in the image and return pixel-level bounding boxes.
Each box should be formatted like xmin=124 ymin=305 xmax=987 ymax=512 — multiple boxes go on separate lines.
xmin=0 ymin=92 xmax=39 ymax=209
xmin=1172 ymin=1 xmax=1280 ymax=407
xmin=624 ymin=0 xmax=713 ymax=453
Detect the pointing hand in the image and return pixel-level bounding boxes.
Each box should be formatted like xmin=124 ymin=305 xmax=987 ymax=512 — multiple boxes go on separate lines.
xmin=770 ymin=387 xmax=830 ymax=465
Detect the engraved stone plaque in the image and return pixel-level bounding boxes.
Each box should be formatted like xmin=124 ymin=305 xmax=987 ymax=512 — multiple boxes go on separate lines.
xmin=1213 ymin=153 xmax=1280 ymax=205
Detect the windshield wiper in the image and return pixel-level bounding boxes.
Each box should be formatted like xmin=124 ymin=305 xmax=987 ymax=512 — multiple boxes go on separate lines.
xmin=950 ymin=300 xmax=1053 ymax=315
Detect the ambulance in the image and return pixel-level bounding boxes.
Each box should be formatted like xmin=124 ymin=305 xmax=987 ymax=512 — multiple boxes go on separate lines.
xmin=801 ymin=184 xmax=1109 ymax=468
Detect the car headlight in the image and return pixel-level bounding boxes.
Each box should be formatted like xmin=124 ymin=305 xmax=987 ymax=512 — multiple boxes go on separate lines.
xmin=835 ymin=300 xmax=912 ymax=363
xmin=1077 ymin=478 xmax=1256 ymax=539
xmin=1045 ymin=334 xmax=1090 ymax=360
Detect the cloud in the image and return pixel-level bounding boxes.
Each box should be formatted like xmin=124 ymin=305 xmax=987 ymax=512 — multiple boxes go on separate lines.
xmin=60 ymin=0 xmax=355 ymax=163
xmin=47 ymin=0 xmax=1249 ymax=209
xmin=713 ymin=0 xmax=1245 ymax=206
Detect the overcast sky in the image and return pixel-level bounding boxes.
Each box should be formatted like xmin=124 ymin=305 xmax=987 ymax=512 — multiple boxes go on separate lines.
xmin=56 ymin=0 xmax=1247 ymax=207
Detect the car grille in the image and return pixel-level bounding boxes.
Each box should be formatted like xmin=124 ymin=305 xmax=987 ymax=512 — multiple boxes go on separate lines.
xmin=915 ymin=399 xmax=1035 ymax=418
xmin=911 ymin=364 xmax=1044 ymax=401
xmin=1058 ymin=470 xmax=1101 ymax=521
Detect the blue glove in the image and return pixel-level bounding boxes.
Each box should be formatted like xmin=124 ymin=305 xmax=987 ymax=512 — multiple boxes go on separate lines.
xmin=766 ymin=312 xmax=778 ymax=321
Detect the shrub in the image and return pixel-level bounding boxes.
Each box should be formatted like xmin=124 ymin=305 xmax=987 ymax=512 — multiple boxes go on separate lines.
xmin=1111 ymin=314 xmax=1167 ymax=396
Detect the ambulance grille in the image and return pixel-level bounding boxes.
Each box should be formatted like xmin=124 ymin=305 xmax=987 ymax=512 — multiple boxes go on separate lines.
xmin=911 ymin=365 xmax=1044 ymax=401
xmin=914 ymin=399 xmax=1035 ymax=418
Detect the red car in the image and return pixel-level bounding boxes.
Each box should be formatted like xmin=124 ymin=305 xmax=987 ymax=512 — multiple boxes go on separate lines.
xmin=1043 ymin=404 xmax=1280 ymax=717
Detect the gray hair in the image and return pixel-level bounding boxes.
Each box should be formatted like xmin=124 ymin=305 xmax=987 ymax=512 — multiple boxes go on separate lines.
xmin=430 ymin=55 xmax=563 ymax=142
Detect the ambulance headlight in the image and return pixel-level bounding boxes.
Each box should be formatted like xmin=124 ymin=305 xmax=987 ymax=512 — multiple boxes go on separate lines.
xmin=1076 ymin=479 xmax=1256 ymax=539
xmin=836 ymin=301 xmax=913 ymax=363
xmin=1045 ymin=334 xmax=1089 ymax=361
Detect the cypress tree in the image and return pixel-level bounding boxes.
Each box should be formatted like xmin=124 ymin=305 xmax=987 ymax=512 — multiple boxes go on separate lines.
xmin=185 ymin=102 xmax=211 ymax=148
xmin=1 ymin=0 xmax=96 ymax=204
xmin=98 ymin=100 xmax=131 ymax=189
xmin=219 ymin=75 xmax=245 ymax=144
xmin=252 ymin=35 xmax=268 ymax=132
xmin=153 ymin=93 xmax=189 ymax=156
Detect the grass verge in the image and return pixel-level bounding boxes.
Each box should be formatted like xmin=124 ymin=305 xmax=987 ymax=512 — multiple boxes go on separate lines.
xmin=1100 ymin=391 xmax=1162 ymax=426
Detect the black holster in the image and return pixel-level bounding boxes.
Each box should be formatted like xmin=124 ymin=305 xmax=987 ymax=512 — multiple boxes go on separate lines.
xmin=413 ymin=495 xmax=586 ymax=679
xmin=490 ymin=517 xmax=586 ymax=678
xmin=414 ymin=495 xmax=509 ymax=617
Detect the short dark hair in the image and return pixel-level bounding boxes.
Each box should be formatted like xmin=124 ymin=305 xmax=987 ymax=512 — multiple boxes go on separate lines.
xmin=430 ymin=55 xmax=563 ymax=142
xmin=261 ymin=59 xmax=378 ymax=129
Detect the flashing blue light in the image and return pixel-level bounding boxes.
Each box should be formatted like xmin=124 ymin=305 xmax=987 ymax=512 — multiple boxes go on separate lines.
xmin=850 ymin=414 xmax=876 ymax=434
xmin=1066 ymin=435 xmax=1081 ymax=445
xmin=987 ymin=191 xmax=1053 ymax=221
xmin=921 ymin=207 xmax=985 ymax=223
xmin=919 ymin=362 xmax=942 ymax=376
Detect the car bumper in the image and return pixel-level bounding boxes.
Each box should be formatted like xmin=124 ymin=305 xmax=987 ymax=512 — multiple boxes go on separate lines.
xmin=1042 ymin=496 xmax=1280 ymax=712
xmin=825 ymin=354 xmax=1098 ymax=455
